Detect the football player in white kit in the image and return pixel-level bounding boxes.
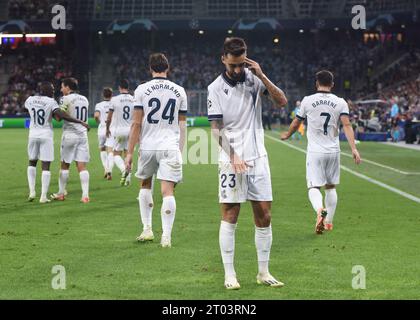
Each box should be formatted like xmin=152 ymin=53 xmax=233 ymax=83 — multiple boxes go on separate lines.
xmin=281 ymin=70 xmax=361 ymax=234
xmin=94 ymin=87 xmax=113 ymax=180
xmin=25 ymin=82 xmax=89 ymax=203
xmin=51 ymin=78 xmax=91 ymax=203
xmin=207 ymin=38 xmax=288 ymax=289
xmin=125 ymin=53 xmax=187 ymax=248
xmin=106 ymin=79 xmax=134 ymax=186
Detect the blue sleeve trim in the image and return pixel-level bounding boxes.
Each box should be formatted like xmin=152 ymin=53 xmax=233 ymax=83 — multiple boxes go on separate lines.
xmin=208 ymin=114 xmax=223 ymax=120
xmin=179 ymin=110 xmax=188 ymax=114
xmin=296 ymin=115 xmax=306 ymax=121
xmin=134 ymin=105 xmax=143 ymax=110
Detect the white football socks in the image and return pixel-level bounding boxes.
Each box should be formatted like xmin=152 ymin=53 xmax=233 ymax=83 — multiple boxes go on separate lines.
xmin=107 ymin=153 xmax=114 ymax=173
xmin=139 ymin=188 xmax=154 ymax=230
xmin=325 ymin=188 xmax=338 ymax=224
xmin=100 ymin=151 xmax=108 ymax=172
xmin=255 ymin=225 xmax=272 ymax=275
xmin=79 ymin=170 xmax=89 ymax=198
xmin=27 ymin=166 xmax=36 ymax=196
xmin=114 ymin=155 xmax=125 ymax=173
xmin=219 ymin=221 xmax=237 ymax=278
xmin=161 ymin=196 xmax=176 ymax=238
xmin=41 ymin=171 xmax=51 ymax=200
xmin=58 ymin=170 xmax=69 ymax=195
xmin=308 ymin=188 xmax=323 ymax=213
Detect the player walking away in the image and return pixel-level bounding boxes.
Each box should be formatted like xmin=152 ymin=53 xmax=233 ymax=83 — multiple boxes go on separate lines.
xmin=207 ymin=38 xmax=288 ymax=290
xmin=125 ymin=53 xmax=187 ymax=248
xmin=25 ymin=82 xmax=89 ymax=203
xmin=94 ymin=87 xmax=113 ymax=180
xmin=106 ymin=79 xmax=134 ymax=186
xmin=281 ymin=70 xmax=361 ymax=234
xmin=51 ymin=77 xmax=91 ymax=203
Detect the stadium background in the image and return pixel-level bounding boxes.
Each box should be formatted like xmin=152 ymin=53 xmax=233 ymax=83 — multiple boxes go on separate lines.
xmin=1 ymin=0 xmax=420 ymax=300
xmin=1 ymin=0 xmax=419 ymax=143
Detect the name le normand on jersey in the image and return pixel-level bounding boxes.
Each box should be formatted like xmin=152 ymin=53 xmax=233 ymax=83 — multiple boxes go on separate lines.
xmin=144 ymin=82 xmax=182 ymax=98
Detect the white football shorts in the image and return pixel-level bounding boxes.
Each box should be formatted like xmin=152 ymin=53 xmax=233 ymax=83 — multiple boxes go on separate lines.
xmin=136 ymin=150 xmax=182 ymax=183
xmin=306 ymin=152 xmax=340 ymax=188
xmin=218 ymin=155 xmax=273 ymax=203
xmin=61 ymin=136 xmax=90 ymax=163
xmin=28 ymin=137 xmax=54 ymax=162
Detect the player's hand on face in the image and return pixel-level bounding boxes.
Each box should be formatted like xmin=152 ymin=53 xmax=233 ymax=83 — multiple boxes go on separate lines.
xmin=245 ymin=57 xmax=263 ymax=78
xmin=125 ymin=153 xmax=132 ymax=172
xmin=280 ymin=132 xmax=290 ymax=140
xmin=352 ymin=149 xmax=361 ymax=165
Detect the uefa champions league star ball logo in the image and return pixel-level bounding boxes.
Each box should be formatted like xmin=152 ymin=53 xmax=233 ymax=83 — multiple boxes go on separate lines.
xmin=189 ymin=19 xmax=199 ymax=30
xmin=207 ymin=99 xmax=212 ymax=109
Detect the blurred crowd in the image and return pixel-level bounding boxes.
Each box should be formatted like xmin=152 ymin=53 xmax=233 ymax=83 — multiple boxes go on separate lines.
xmin=8 ymin=0 xmax=53 ymax=20
xmin=0 ymin=46 xmax=73 ymax=116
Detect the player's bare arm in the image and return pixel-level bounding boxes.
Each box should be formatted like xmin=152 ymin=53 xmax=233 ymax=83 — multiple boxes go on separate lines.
xmin=53 ymin=109 xmax=90 ymax=131
xmin=340 ymin=114 xmax=361 ymax=165
xmin=179 ymin=114 xmax=187 ymax=153
xmin=281 ymin=118 xmax=302 ymax=140
xmin=94 ymin=111 xmax=101 ymax=124
xmin=125 ymin=108 xmax=144 ymax=172
xmin=105 ymin=109 xmax=113 ymax=137
xmin=210 ymin=119 xmax=249 ymax=174
xmin=245 ymin=57 xmax=287 ymax=107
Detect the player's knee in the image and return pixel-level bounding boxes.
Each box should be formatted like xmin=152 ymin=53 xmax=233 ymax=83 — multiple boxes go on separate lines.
xmin=325 ymin=184 xmax=335 ymax=189
xmin=29 ymin=160 xmax=37 ymax=167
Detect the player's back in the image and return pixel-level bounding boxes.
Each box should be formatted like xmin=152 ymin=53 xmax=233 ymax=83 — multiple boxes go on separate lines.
xmin=25 ymin=95 xmax=59 ymax=139
xmin=95 ymin=100 xmax=111 ymax=133
xmin=299 ymin=92 xmax=349 ymax=153
xmin=62 ymin=93 xmax=89 ymax=137
xmin=110 ymin=93 xmax=134 ymax=130
xmin=134 ymin=78 xmax=187 ymax=151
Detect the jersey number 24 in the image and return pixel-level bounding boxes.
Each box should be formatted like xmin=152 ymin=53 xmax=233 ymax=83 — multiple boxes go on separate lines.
xmin=147 ymin=98 xmax=176 ymax=125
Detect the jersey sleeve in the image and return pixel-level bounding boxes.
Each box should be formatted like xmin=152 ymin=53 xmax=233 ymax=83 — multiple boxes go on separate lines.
xmin=207 ymin=85 xmax=223 ymax=121
xmin=340 ymin=99 xmax=350 ymax=117
xmin=24 ymin=97 xmax=30 ymax=111
xmin=60 ymin=96 xmax=69 ymax=112
xmin=257 ymin=77 xmax=268 ymax=96
xmin=50 ymin=100 xmax=60 ymax=113
xmin=133 ymin=87 xmax=144 ymax=111
xmin=94 ymin=103 xmax=101 ymax=113
xmin=296 ymin=97 xmax=308 ymax=121
xmin=179 ymin=88 xmax=188 ymax=115
xmin=109 ymin=97 xmax=116 ymax=112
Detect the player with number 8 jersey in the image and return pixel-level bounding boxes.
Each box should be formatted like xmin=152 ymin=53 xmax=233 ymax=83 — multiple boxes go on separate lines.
xmin=106 ymin=79 xmax=134 ymax=186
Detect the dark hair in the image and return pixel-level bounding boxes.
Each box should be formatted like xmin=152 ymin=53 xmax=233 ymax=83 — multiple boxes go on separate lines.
xmin=223 ymin=37 xmax=247 ymax=57
xmin=39 ymin=81 xmax=54 ymax=98
xmin=149 ymin=53 xmax=170 ymax=73
xmin=62 ymin=77 xmax=78 ymax=91
xmin=103 ymin=87 xmax=113 ymax=99
xmin=316 ymin=70 xmax=334 ymax=87
xmin=119 ymin=79 xmax=129 ymax=90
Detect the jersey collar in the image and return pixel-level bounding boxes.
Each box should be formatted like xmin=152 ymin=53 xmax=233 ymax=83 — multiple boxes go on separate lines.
xmin=222 ymin=72 xmax=246 ymax=87
xmin=317 ymin=90 xmax=331 ymax=94
xmin=153 ymin=77 xmax=167 ymax=80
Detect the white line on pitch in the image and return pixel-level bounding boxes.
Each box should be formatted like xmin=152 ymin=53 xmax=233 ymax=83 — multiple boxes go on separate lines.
xmin=265 ymin=134 xmax=420 ymax=204
xmin=340 ymin=151 xmax=420 ymax=175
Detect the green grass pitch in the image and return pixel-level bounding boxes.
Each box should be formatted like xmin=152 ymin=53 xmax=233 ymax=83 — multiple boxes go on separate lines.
xmin=0 ymin=128 xmax=419 ymax=299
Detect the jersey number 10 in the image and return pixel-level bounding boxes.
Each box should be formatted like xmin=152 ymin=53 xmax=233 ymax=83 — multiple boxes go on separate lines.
xmin=75 ymin=106 xmax=88 ymax=122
